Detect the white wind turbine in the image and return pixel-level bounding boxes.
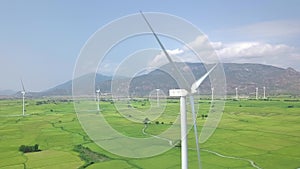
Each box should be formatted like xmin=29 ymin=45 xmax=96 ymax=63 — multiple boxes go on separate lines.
xmin=235 ymin=87 xmax=238 ymax=100
xmin=96 ymin=89 xmax=101 ymax=111
xmin=255 ymin=87 xmax=258 ymax=100
xmin=263 ymin=86 xmax=266 ymax=99
xmin=21 ymin=80 xmax=26 ymax=116
xmin=141 ymin=11 xmax=217 ymax=169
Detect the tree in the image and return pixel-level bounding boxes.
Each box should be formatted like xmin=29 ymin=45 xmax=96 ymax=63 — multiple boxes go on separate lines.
xmin=19 ymin=144 xmax=40 ymax=153
xmin=34 ymin=144 xmax=39 ymax=151
xmin=19 ymin=145 xmax=25 ymax=152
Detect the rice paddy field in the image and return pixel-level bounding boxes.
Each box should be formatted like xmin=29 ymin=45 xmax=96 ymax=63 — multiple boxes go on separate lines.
xmin=0 ymin=97 xmax=299 ymax=169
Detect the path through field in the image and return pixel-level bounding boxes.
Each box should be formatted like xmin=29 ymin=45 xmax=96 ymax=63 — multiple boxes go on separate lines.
xmin=142 ymin=124 xmax=262 ymax=169
xmin=142 ymin=124 xmax=173 ymax=145
xmin=200 ymin=149 xmax=262 ymax=169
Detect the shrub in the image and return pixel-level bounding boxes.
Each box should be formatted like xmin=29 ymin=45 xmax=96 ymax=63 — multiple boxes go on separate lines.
xmin=201 ymin=114 xmax=205 ymax=119
xmin=19 ymin=144 xmax=40 ymax=153
xmin=73 ymin=144 xmax=110 ymax=169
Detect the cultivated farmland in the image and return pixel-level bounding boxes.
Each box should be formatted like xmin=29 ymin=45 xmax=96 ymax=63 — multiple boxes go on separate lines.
xmin=0 ymin=98 xmax=299 ymax=169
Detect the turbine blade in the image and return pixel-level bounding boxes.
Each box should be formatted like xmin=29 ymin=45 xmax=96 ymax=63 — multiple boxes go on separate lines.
xmin=189 ymin=95 xmax=202 ymax=169
xmin=190 ymin=64 xmax=217 ymax=94
xmin=140 ymin=11 xmax=173 ymax=64
xmin=140 ymin=11 xmax=190 ymax=90
xmin=21 ymin=79 xmax=26 ymax=92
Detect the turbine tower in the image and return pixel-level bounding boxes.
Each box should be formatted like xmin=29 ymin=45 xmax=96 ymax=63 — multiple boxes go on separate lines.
xmin=141 ymin=11 xmax=217 ymax=169
xmin=256 ymin=87 xmax=258 ymax=100
xmin=96 ymin=89 xmax=101 ymax=111
xmin=263 ymin=86 xmax=266 ymax=99
xmin=169 ymin=65 xmax=216 ymax=169
xmin=21 ymin=80 xmax=26 ymax=116
xmin=235 ymin=87 xmax=238 ymax=100
xmin=156 ymin=89 xmax=160 ymax=107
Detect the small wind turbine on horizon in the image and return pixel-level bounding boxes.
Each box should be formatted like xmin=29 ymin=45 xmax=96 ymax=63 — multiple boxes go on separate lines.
xmin=96 ymin=89 xmax=101 ymax=111
xmin=21 ymin=80 xmax=26 ymax=116
xmin=141 ymin=11 xmax=217 ymax=169
xmin=256 ymin=87 xmax=258 ymax=100
xmin=235 ymin=87 xmax=238 ymax=100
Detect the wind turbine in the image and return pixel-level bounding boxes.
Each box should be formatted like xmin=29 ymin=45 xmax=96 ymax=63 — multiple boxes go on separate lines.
xmin=96 ymin=89 xmax=101 ymax=111
xmin=235 ymin=87 xmax=238 ymax=100
xmin=263 ymin=86 xmax=266 ymax=99
xmin=156 ymin=89 xmax=160 ymax=107
xmin=21 ymin=80 xmax=26 ymax=116
xmin=255 ymin=87 xmax=258 ymax=100
xmin=141 ymin=11 xmax=217 ymax=169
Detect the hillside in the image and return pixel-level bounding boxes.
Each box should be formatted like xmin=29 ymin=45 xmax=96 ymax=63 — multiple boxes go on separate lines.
xmin=126 ymin=63 xmax=300 ymax=96
xmin=6 ymin=63 xmax=300 ymax=98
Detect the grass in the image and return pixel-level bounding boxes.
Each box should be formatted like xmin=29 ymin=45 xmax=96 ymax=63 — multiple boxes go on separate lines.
xmin=25 ymin=150 xmax=83 ymax=169
xmin=0 ymin=98 xmax=299 ymax=168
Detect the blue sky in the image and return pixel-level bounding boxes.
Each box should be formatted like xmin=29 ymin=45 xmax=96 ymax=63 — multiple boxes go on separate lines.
xmin=1 ymin=0 xmax=300 ymax=91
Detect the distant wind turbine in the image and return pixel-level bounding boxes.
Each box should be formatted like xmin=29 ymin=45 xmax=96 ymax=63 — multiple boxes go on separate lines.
xmin=256 ymin=87 xmax=258 ymax=100
xmin=96 ymin=89 xmax=101 ymax=111
xmin=263 ymin=86 xmax=266 ymax=99
xmin=235 ymin=87 xmax=238 ymax=100
xmin=21 ymin=80 xmax=26 ymax=116
xmin=141 ymin=11 xmax=217 ymax=169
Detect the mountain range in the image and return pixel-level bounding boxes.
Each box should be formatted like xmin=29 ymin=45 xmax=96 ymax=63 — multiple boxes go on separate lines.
xmin=2 ymin=63 xmax=300 ymax=98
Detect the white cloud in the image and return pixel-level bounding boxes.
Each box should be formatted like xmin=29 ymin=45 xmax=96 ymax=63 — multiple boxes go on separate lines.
xmin=210 ymin=20 xmax=300 ymax=70
xmin=166 ymin=48 xmax=184 ymax=55
xmin=215 ymin=41 xmax=300 ymax=70
xmin=145 ymin=26 xmax=300 ymax=71
xmin=148 ymin=48 xmax=185 ymax=68
xmin=216 ymin=42 xmax=293 ymax=58
xmin=148 ymin=36 xmax=300 ymax=71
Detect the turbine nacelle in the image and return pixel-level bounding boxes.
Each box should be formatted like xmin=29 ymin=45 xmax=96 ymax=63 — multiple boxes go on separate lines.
xmin=169 ymin=89 xmax=188 ymax=97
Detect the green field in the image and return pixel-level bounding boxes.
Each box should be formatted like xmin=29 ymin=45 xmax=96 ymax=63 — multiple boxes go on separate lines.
xmin=0 ymin=98 xmax=299 ymax=169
